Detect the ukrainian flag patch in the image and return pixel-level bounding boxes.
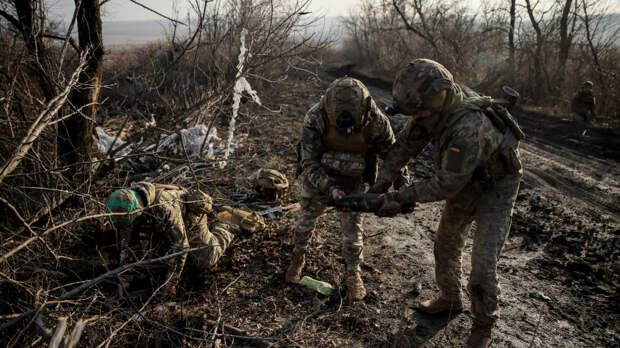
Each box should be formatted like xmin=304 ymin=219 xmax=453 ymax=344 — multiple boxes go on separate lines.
xmin=444 ymin=144 xmax=466 ymax=172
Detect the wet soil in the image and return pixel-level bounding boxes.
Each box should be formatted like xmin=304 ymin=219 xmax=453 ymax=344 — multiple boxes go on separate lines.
xmin=43 ymin=67 xmax=618 ymax=347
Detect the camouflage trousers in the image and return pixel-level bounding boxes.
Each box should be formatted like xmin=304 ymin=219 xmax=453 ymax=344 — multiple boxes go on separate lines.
xmin=434 ymin=174 xmax=520 ymax=325
xmin=293 ymin=180 xmax=364 ymax=271
xmin=189 ymin=222 xmax=235 ymax=269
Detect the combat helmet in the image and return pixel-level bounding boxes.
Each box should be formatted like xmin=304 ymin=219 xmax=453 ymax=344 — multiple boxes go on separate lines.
xmin=106 ymin=188 xmax=144 ymax=228
xmin=252 ymin=168 xmax=289 ymax=200
xmin=392 ymin=58 xmax=454 ymax=117
xmin=582 ymin=81 xmax=594 ymax=89
xmin=184 ymin=189 xmax=213 ymax=215
xmin=321 ymin=77 xmax=372 ymax=135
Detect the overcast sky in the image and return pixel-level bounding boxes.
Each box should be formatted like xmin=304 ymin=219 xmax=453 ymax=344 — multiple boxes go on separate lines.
xmin=47 ymin=0 xmax=619 ymax=22
xmin=47 ymin=0 xmax=358 ymax=22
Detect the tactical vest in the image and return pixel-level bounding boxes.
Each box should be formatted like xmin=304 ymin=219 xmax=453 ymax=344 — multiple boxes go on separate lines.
xmin=320 ymin=110 xmax=373 ymax=186
xmin=447 ymin=96 xmax=524 ymax=176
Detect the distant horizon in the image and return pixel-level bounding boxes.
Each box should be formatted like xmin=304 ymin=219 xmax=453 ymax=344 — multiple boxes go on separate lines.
xmin=59 ymin=13 xmax=620 ymax=47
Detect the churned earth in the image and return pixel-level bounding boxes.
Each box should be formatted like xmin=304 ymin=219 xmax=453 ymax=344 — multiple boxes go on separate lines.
xmin=61 ymin=65 xmax=618 ymax=347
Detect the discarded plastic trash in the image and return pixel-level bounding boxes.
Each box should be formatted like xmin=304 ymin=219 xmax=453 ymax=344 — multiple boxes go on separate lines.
xmin=156 ymin=125 xmax=221 ymax=159
xmin=94 ymin=126 xmax=133 ymax=158
xmin=300 ymin=276 xmax=334 ymax=296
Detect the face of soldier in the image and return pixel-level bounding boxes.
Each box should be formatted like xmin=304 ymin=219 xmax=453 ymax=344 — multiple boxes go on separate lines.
xmin=335 ymin=111 xmax=358 ymax=135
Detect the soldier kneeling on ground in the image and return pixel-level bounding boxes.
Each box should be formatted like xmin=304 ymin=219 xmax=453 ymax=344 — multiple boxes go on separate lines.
xmin=571 ymin=80 xmax=597 ymax=137
xmin=105 ymin=182 xmax=237 ymax=299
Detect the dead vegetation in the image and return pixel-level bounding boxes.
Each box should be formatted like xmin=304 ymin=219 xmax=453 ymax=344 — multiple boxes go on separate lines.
xmin=340 ymin=0 xmax=619 ymax=124
xmin=0 ymin=0 xmax=619 ymax=347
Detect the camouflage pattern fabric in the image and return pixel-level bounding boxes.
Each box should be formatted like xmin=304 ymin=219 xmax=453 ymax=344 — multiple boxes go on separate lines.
xmin=295 ymin=79 xmax=396 ymax=271
xmin=110 ymin=182 xmax=234 ymax=287
xmin=371 ymin=59 xmax=523 ymax=326
xmin=293 ymin=181 xmax=364 ymax=271
xmin=299 ymin=101 xmax=395 ymax=194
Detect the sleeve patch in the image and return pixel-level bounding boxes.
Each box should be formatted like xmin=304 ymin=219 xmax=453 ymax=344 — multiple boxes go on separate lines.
xmin=443 ymin=145 xmax=466 ymax=172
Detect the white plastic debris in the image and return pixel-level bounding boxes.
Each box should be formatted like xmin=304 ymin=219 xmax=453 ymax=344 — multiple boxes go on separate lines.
xmin=156 ymin=124 xmax=222 ymax=159
xmin=222 ymin=28 xmax=261 ymax=168
xmin=94 ymin=126 xmax=133 ymax=158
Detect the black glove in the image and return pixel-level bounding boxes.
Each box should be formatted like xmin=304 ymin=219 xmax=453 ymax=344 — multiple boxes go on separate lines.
xmin=375 ymin=193 xmax=402 ymax=217
xmin=400 ymin=202 xmax=416 ymax=214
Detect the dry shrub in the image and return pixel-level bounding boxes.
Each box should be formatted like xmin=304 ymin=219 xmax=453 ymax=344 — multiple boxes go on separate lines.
xmin=339 ymin=0 xmax=619 ymax=124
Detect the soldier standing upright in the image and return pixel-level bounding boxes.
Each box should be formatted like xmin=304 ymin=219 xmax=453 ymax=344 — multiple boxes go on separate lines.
xmin=106 ymin=182 xmax=236 ymax=299
xmin=285 ymin=77 xmax=397 ymax=301
xmin=571 ymin=81 xmax=597 ymax=136
xmin=367 ymin=59 xmax=523 ymax=347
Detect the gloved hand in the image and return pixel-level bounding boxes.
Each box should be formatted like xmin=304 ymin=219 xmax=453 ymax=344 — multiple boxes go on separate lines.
xmin=400 ymin=202 xmax=416 ymax=214
xmin=329 ymin=185 xmax=346 ymax=200
xmin=375 ymin=193 xmax=402 ymax=217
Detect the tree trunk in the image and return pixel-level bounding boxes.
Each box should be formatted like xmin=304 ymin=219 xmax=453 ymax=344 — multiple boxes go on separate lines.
xmin=58 ymin=0 xmax=104 ymax=164
xmin=557 ymin=0 xmax=574 ymax=88
xmin=13 ymin=0 xmax=56 ymax=100
xmin=508 ymin=0 xmax=516 ymax=83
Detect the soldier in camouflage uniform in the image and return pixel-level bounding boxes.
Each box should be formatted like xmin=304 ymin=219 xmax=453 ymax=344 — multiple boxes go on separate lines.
xmin=571 ymin=81 xmax=597 ymax=136
xmin=106 ymin=182 xmax=236 ymax=299
xmin=285 ymin=77 xmax=397 ymax=301
xmin=368 ymin=59 xmax=523 ymax=348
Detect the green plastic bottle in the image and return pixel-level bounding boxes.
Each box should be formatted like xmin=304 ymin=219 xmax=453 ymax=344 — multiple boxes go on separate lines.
xmin=300 ymin=276 xmax=334 ymax=295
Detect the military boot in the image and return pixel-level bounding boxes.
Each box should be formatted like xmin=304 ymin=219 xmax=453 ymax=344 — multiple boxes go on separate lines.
xmin=345 ymin=270 xmax=366 ymax=301
xmin=417 ymin=296 xmax=463 ymax=314
xmin=285 ymin=253 xmax=305 ymax=284
xmin=465 ymin=321 xmax=493 ymax=348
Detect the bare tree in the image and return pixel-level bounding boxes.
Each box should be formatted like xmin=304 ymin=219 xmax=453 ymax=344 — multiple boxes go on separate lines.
xmin=58 ymin=0 xmax=104 ymax=165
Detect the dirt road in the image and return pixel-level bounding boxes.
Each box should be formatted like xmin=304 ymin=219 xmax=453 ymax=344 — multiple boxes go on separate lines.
xmin=357 ymin=76 xmax=620 ymax=347
xmin=97 ymin=68 xmax=618 ymax=347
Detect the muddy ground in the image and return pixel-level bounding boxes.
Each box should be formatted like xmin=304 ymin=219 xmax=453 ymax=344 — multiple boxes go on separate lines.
xmin=18 ymin=66 xmax=617 ymax=347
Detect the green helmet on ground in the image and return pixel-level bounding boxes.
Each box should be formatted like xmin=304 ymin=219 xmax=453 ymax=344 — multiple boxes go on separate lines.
xmin=106 ymin=188 xmax=143 ymax=228
xmin=252 ymin=168 xmax=289 ymax=200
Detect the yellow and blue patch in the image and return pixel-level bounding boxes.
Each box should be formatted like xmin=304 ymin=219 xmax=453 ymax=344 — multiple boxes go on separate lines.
xmin=449 ymin=145 xmax=462 ymax=153
xmin=444 ymin=144 xmax=466 ymax=172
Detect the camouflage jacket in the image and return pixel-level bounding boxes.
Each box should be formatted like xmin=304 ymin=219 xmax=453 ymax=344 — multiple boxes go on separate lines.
xmin=119 ymin=182 xmax=204 ymax=287
xmin=300 ymin=102 xmax=396 ymax=194
xmin=571 ymin=90 xmax=596 ymax=117
xmin=374 ymin=100 xmax=517 ymax=206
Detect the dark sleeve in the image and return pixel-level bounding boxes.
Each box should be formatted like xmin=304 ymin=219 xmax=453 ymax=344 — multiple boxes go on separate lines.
xmin=396 ymin=125 xmax=481 ymax=203
xmin=371 ymin=120 xmax=430 ymax=193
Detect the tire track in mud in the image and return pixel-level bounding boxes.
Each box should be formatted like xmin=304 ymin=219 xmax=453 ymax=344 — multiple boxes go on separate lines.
xmin=519 ymin=141 xmax=620 ymax=222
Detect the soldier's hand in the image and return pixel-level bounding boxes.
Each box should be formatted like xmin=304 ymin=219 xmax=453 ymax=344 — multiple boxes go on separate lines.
xmin=400 ymin=202 xmax=416 ymax=214
xmin=330 ymin=188 xmax=346 ymax=200
xmin=375 ymin=194 xmax=402 ymax=217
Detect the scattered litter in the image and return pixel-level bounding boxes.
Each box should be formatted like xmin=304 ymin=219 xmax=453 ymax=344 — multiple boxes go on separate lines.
xmin=94 ymin=126 xmax=133 ymax=158
xmin=154 ymin=125 xmax=240 ymax=161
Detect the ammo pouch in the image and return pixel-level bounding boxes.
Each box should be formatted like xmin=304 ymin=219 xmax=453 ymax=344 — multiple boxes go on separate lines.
xmin=320 ymin=150 xmax=366 ymax=177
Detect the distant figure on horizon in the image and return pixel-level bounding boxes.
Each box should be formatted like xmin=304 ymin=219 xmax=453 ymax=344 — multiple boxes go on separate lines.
xmin=571 ymin=81 xmax=597 ymax=137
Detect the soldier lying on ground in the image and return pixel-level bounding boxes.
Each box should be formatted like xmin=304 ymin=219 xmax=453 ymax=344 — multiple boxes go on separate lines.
xmin=361 ymin=59 xmax=523 ymax=348
xmin=106 ymin=182 xmax=237 ymax=299
xmin=285 ymin=77 xmax=405 ymax=301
